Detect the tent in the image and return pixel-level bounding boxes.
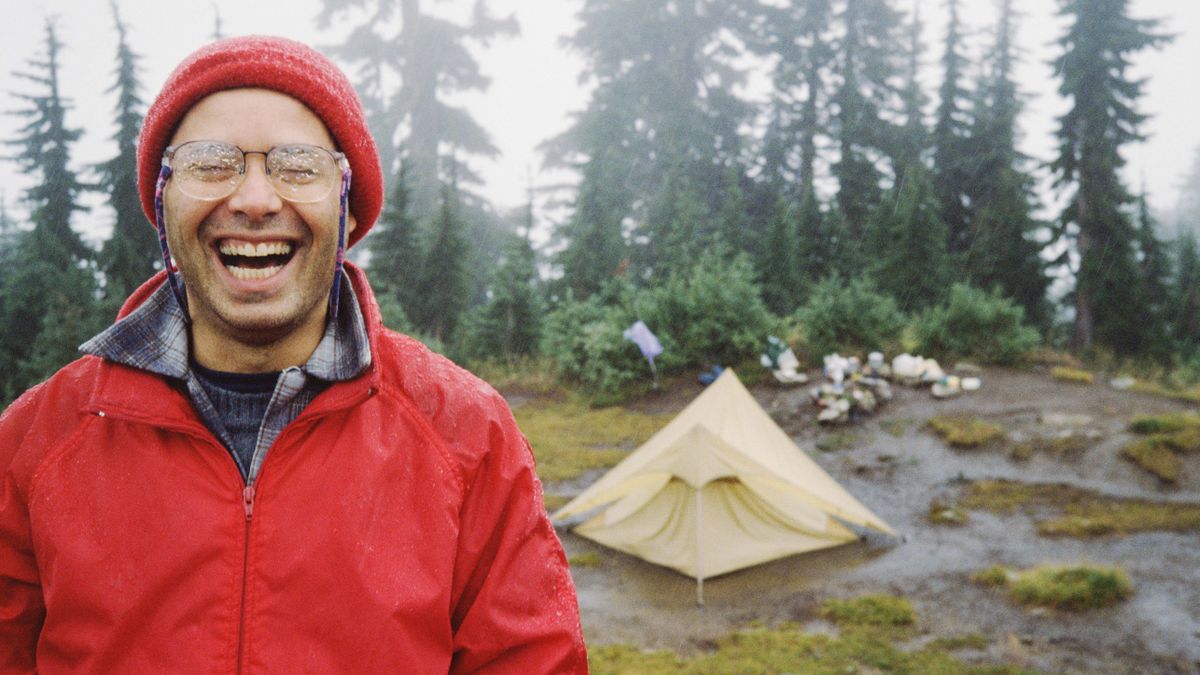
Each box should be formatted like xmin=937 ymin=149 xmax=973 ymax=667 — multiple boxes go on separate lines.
xmin=551 ymin=369 xmax=895 ymax=603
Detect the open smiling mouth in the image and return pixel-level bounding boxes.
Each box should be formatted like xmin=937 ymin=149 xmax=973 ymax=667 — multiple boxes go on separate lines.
xmin=217 ymin=241 xmax=296 ymax=281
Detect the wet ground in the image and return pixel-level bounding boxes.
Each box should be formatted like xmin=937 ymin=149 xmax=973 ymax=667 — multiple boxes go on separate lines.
xmin=543 ymin=368 xmax=1200 ymax=674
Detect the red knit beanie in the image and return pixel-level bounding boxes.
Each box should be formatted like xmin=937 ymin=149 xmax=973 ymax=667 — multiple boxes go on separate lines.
xmin=138 ymin=35 xmax=383 ymax=248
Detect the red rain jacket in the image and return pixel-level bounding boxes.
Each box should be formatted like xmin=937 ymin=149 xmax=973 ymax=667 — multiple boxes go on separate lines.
xmin=0 ymin=266 xmax=587 ymax=673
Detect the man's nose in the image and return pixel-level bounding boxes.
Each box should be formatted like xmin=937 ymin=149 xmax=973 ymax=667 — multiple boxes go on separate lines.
xmin=225 ymin=155 xmax=283 ymax=220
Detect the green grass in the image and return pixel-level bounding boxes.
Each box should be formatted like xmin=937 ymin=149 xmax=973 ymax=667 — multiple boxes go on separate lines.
xmin=1050 ymin=367 xmax=1094 ymax=384
xmin=585 ymin=619 xmax=1036 ymax=667
xmin=821 ymin=594 xmax=915 ymax=630
xmin=1120 ymin=438 xmax=1181 ymax=483
xmin=971 ymin=565 xmax=1013 ymax=587
xmin=1009 ymin=565 xmax=1133 ymax=611
xmin=567 ymin=551 xmax=603 ymax=568
xmin=1129 ymin=412 xmax=1200 ymax=434
xmin=514 ymin=400 xmax=668 ymax=483
xmin=929 ymin=416 xmax=1006 ymax=448
xmin=880 ymin=417 xmax=914 ymax=437
xmin=1129 ymin=380 xmax=1200 ymax=404
xmin=959 ymin=479 xmax=1200 ymax=537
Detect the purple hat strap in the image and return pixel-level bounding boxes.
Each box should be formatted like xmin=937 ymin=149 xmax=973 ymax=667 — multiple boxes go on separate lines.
xmin=154 ymin=165 xmax=191 ymax=322
xmin=329 ymin=165 xmax=352 ymax=320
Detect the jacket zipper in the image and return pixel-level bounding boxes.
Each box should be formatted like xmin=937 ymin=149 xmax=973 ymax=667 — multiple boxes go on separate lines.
xmin=237 ymin=484 xmax=255 ymax=673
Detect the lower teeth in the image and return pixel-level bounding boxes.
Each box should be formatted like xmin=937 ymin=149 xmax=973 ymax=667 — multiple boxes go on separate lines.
xmin=228 ymin=265 xmax=282 ymax=280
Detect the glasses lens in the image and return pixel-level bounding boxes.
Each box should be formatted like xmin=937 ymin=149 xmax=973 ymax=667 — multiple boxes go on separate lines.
xmin=267 ymin=144 xmax=339 ymax=203
xmin=173 ymin=141 xmax=244 ymax=200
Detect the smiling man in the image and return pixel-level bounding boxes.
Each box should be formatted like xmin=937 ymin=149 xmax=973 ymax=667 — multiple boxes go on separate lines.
xmin=0 ymin=36 xmax=586 ymax=673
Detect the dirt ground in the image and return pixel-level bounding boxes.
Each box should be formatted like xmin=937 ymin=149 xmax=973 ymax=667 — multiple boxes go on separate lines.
xmin=538 ymin=367 xmax=1200 ymax=674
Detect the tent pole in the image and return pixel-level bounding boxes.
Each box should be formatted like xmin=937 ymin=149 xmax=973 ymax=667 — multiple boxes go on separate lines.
xmin=696 ymin=486 xmax=704 ymax=606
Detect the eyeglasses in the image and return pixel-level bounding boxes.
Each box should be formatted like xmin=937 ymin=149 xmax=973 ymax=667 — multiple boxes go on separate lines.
xmin=163 ymin=140 xmax=349 ymax=204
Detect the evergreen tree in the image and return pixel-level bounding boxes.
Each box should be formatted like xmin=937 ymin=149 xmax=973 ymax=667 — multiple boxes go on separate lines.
xmin=410 ymin=183 xmax=470 ymax=342
xmin=317 ymin=0 xmax=515 ymax=223
xmin=868 ymin=163 xmax=951 ymax=312
xmin=758 ymin=198 xmax=799 ymax=315
xmin=1173 ymin=146 xmax=1200 ymax=238
xmin=894 ymin=4 xmax=929 ymax=182
xmin=97 ymin=1 xmax=157 ymax=302
xmin=1051 ymin=0 xmax=1169 ymax=353
xmin=1133 ymin=188 xmax=1172 ymax=356
xmin=1171 ymin=230 xmax=1200 ymax=348
xmin=1 ymin=19 xmax=100 ymax=400
xmin=366 ymin=160 xmax=422 ymax=318
xmin=462 ymin=206 xmax=542 ymax=363
xmin=549 ymin=0 xmax=757 ymax=282
xmin=962 ymin=0 xmax=1049 ymax=328
xmin=831 ymin=0 xmax=904 ymax=246
xmin=931 ymin=0 xmax=973 ymax=254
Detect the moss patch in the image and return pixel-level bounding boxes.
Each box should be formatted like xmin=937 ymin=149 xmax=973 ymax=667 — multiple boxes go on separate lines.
xmin=589 ymin=614 xmax=1038 ymax=674
xmin=1010 ymin=434 xmax=1091 ymax=460
xmin=959 ymin=479 xmax=1200 ymax=536
xmin=567 ymin=551 xmax=603 ymax=568
xmin=1050 ymin=367 xmax=1094 ymax=384
xmin=1129 ymin=412 xmax=1200 ymax=434
xmin=1121 ymin=438 xmax=1181 ymax=483
xmin=929 ymin=498 xmax=968 ymax=525
xmin=1009 ymin=565 xmax=1133 ymax=611
xmin=514 ymin=400 xmax=668 ymax=483
xmin=821 ymin=594 xmax=916 ymax=629
xmin=1130 ymin=380 xmax=1200 ymax=404
xmin=972 ymin=565 xmax=1013 ymax=587
xmin=929 ymin=416 xmax=1006 ymax=447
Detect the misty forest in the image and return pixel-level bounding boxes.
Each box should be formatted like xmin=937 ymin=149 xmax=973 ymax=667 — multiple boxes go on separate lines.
xmin=3 ymin=0 xmax=1199 ymax=405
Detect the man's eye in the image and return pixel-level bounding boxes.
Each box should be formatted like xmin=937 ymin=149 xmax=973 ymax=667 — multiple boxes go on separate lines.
xmin=188 ymin=162 xmax=238 ymax=181
xmin=277 ymin=167 xmax=320 ymax=184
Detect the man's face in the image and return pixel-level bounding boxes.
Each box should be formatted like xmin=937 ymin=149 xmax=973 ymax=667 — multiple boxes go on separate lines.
xmin=164 ymin=88 xmax=356 ymax=349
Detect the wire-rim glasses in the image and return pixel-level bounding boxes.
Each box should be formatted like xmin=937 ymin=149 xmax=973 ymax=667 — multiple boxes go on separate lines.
xmin=163 ymin=140 xmax=349 ymax=204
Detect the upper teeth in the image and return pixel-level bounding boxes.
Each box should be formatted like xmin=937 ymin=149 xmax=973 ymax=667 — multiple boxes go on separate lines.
xmin=219 ymin=241 xmax=293 ymax=257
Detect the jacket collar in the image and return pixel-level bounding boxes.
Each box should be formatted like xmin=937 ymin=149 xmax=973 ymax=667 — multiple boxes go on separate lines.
xmin=82 ymin=263 xmax=383 ymax=425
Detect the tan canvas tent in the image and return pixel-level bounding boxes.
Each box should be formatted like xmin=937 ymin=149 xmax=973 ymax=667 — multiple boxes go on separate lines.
xmin=552 ymin=369 xmax=894 ymax=601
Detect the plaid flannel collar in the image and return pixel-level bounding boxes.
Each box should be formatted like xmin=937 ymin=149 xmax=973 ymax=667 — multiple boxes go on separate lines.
xmin=80 ymin=272 xmax=372 ymax=383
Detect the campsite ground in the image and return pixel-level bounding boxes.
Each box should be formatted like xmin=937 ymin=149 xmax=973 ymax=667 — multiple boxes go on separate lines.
xmin=514 ymin=367 xmax=1200 ymax=674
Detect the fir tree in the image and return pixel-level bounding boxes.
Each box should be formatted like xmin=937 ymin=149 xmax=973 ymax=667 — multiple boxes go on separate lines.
xmin=894 ymin=3 xmax=929 ymax=182
xmin=962 ymin=0 xmax=1049 ymax=328
xmin=831 ymin=0 xmax=904 ymax=244
xmin=1 ymin=19 xmax=100 ymax=400
xmin=97 ymin=1 xmax=157 ymax=301
xmin=1133 ymin=188 xmax=1172 ymax=356
xmin=317 ymin=0 xmax=516 ymax=222
xmin=869 ymin=163 xmax=951 ymax=312
xmin=759 ymin=198 xmax=799 ymax=315
xmin=366 ymin=160 xmax=422 ymax=318
xmin=410 ymin=183 xmax=470 ymax=342
xmin=931 ymin=0 xmax=973 ymax=254
xmin=1171 ymin=230 xmax=1200 ymax=348
xmin=1051 ymin=0 xmax=1170 ymax=353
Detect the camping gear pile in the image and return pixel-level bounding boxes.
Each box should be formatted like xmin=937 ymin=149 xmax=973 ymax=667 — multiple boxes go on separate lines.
xmin=551 ymin=369 xmax=895 ymax=604
xmin=809 ymin=352 xmax=893 ymax=424
xmin=760 ymin=335 xmax=808 ymax=384
xmin=892 ymin=353 xmax=981 ymax=399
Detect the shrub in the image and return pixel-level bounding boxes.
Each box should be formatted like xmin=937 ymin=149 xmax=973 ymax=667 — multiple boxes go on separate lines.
xmin=914 ymin=284 xmax=1041 ymax=364
xmin=540 ymin=286 xmax=647 ymax=402
xmin=1009 ymin=564 xmax=1132 ymax=611
xmin=639 ymin=252 xmax=774 ymax=369
xmin=794 ymin=276 xmax=907 ymax=358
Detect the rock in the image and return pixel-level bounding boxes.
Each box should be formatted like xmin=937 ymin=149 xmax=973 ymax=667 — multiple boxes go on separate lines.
xmin=1110 ymin=376 xmax=1136 ymax=390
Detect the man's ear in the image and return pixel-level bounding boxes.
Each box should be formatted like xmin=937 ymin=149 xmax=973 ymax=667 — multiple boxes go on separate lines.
xmin=345 ymin=212 xmax=357 ymax=241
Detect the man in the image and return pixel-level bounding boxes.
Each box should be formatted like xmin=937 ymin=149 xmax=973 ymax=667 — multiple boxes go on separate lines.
xmin=0 ymin=36 xmax=587 ymax=673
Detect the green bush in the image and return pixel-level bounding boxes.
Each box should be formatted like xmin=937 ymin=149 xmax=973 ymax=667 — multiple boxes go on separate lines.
xmin=639 ymin=252 xmax=773 ymax=369
xmin=794 ymin=276 xmax=907 ymax=358
xmin=541 ymin=254 xmax=774 ymax=403
xmin=914 ymin=284 xmax=1040 ymax=365
xmin=540 ymin=288 xmax=645 ymax=402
